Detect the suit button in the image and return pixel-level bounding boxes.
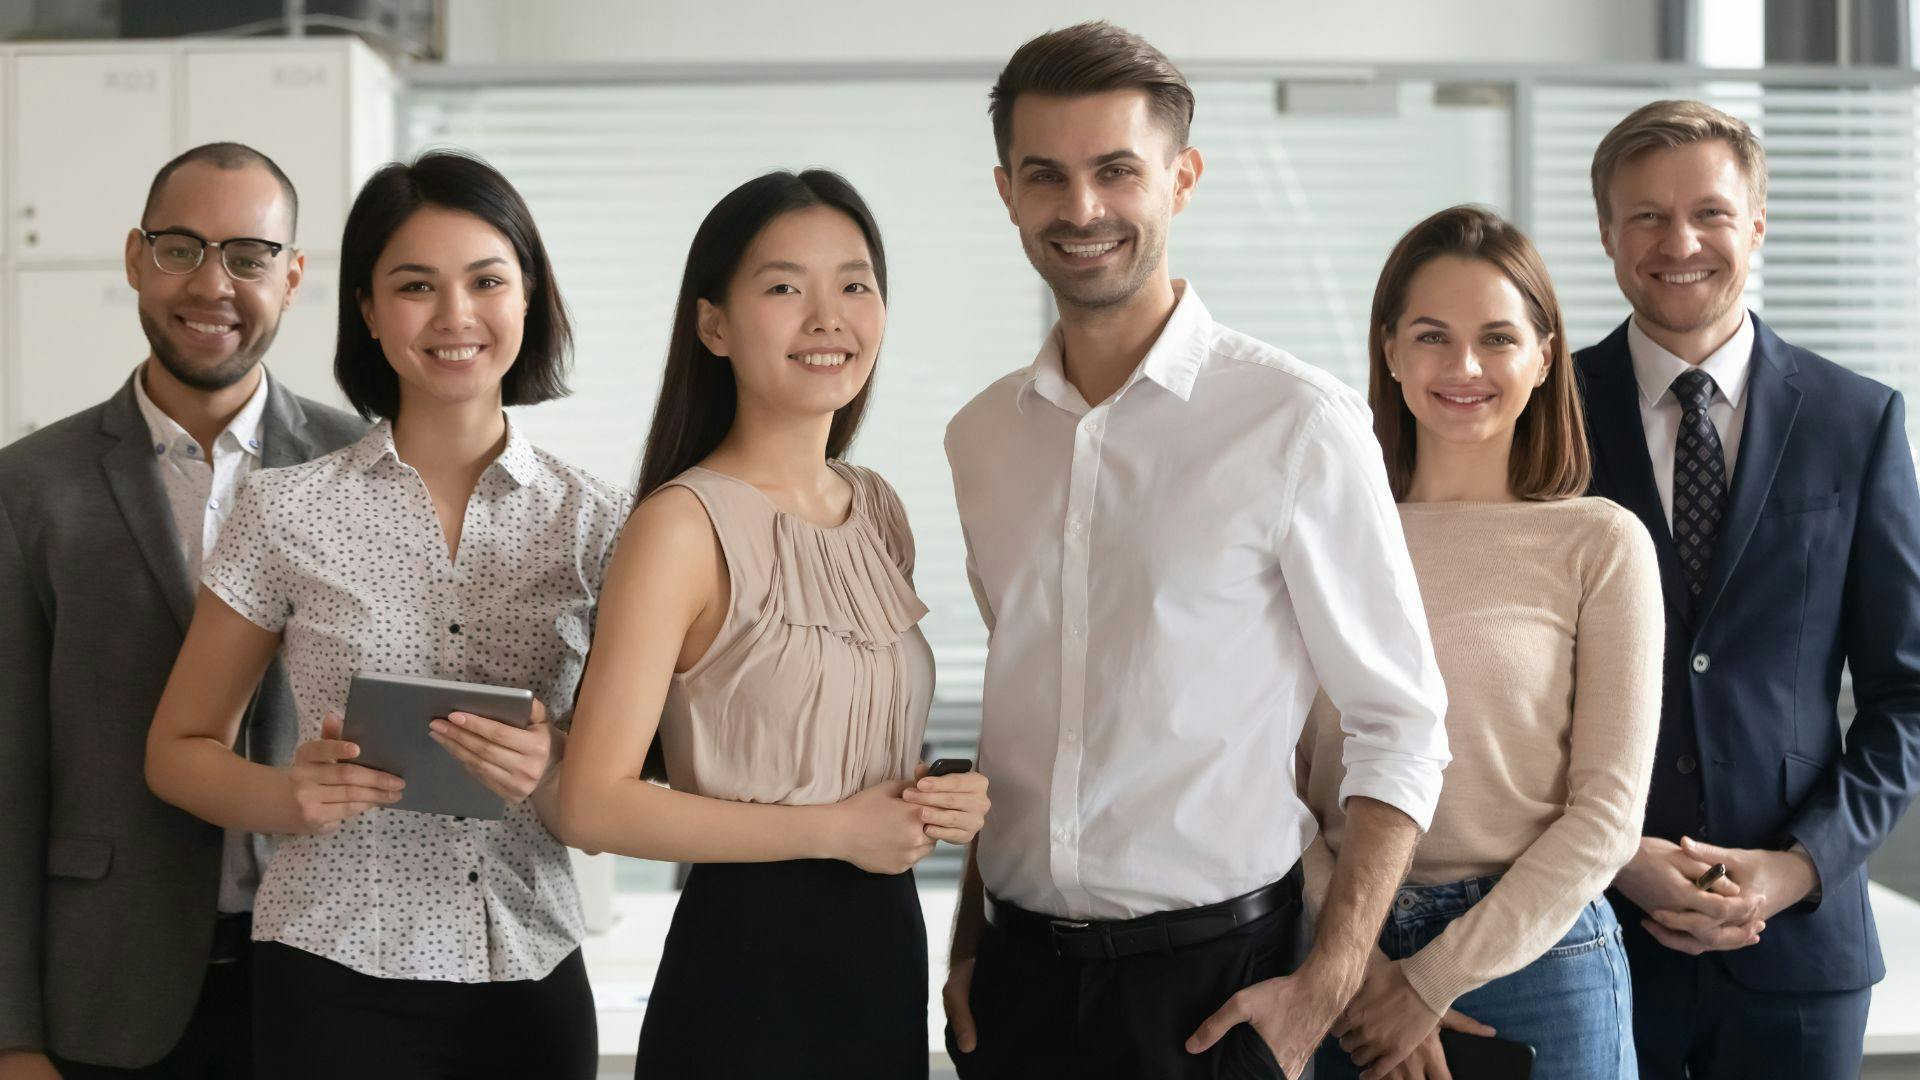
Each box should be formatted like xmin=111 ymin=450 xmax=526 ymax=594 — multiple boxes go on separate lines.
xmin=1692 ymin=653 xmax=1711 ymax=674
xmin=1676 ymin=754 xmax=1698 ymax=775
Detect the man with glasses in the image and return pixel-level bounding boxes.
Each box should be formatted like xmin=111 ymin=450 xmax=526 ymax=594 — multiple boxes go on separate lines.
xmin=0 ymin=143 xmax=362 ymax=1079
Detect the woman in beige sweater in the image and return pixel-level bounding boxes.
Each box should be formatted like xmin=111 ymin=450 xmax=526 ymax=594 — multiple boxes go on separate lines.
xmin=1303 ymin=205 xmax=1664 ymax=1080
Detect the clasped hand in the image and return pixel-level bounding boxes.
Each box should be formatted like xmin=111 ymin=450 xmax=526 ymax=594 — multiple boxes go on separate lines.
xmin=1614 ymin=836 xmax=1815 ymax=955
xmin=831 ymin=766 xmax=990 ymax=875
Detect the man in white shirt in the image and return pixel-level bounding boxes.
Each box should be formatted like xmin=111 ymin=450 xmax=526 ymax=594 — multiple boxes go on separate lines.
xmin=1580 ymin=99 xmax=1920 ymax=1079
xmin=940 ymin=23 xmax=1451 ymax=1079
xmin=0 ymin=144 xmax=363 ymax=1079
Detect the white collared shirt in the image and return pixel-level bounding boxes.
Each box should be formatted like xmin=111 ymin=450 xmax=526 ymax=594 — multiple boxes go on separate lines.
xmin=204 ymin=419 xmax=630 ymax=981
xmin=946 ymin=282 xmax=1451 ymax=920
xmin=132 ymin=361 xmax=270 ymax=914
xmin=1627 ymin=312 xmax=1755 ymax=529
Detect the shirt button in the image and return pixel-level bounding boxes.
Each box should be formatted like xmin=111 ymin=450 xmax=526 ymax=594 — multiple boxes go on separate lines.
xmin=1068 ymin=515 xmax=1084 ymax=535
xmin=1064 ymin=729 xmax=1077 ymax=744
xmin=1085 ymin=419 xmax=1102 ymax=435
xmin=1068 ymin=624 xmax=1082 ymax=639
xmin=1676 ymin=754 xmax=1698 ymax=775
xmin=248 ymin=438 xmax=260 ymax=450
xmin=154 ymin=443 xmax=167 ymax=455
xmin=1692 ymin=653 xmax=1711 ymax=674
xmin=449 ymin=623 xmax=461 ymax=634
xmin=208 ymin=498 xmax=220 ymax=509
xmin=467 ymin=870 xmax=479 ymax=883
xmin=186 ymin=445 xmax=198 ymax=456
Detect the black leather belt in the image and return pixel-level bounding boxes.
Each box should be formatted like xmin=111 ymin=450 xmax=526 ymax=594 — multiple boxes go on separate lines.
xmin=985 ymin=870 xmax=1300 ymax=962
xmin=209 ymin=912 xmax=252 ymax=965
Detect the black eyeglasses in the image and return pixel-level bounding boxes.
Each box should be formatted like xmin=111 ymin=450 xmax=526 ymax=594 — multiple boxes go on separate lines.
xmin=139 ymin=230 xmax=289 ymax=282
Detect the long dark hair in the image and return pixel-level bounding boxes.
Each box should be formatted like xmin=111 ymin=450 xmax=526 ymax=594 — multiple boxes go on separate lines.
xmin=635 ymin=170 xmax=888 ymax=499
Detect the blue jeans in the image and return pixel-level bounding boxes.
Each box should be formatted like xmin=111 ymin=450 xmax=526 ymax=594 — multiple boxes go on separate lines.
xmin=1316 ymin=875 xmax=1637 ymax=1080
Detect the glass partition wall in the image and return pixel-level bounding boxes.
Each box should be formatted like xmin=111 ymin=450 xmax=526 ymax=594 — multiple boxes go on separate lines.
xmin=405 ymin=65 xmax=1920 ymax=889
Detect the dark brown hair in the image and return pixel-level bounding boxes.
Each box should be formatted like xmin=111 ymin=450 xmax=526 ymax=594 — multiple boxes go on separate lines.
xmin=989 ymin=21 xmax=1194 ymax=168
xmin=1591 ymin=99 xmax=1768 ymax=223
xmin=335 ymin=151 xmax=572 ymax=422
xmin=635 ymin=169 xmax=888 ymax=502
xmin=1368 ymin=205 xmax=1589 ymax=501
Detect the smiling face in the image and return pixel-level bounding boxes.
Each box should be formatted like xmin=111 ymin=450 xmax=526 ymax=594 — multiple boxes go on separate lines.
xmin=1386 ymin=255 xmax=1552 ymax=458
xmin=358 ymin=205 xmax=526 ymax=413
xmin=993 ymin=89 xmax=1199 ymax=312
xmin=696 ymin=204 xmax=885 ymax=422
xmin=1601 ymin=138 xmax=1764 ymax=348
xmin=125 ymin=161 xmax=302 ymax=391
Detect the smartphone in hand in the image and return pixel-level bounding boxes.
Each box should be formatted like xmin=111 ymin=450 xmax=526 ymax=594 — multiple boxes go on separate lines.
xmin=928 ymin=758 xmax=974 ymax=777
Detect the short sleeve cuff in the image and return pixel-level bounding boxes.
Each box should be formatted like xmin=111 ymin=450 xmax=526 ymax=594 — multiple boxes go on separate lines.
xmin=204 ymin=573 xmax=289 ymax=634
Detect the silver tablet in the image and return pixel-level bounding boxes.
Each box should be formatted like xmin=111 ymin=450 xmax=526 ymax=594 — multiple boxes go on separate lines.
xmin=340 ymin=671 xmax=535 ymax=820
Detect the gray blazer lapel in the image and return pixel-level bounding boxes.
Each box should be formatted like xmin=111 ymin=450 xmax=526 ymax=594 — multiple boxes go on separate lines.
xmin=260 ymin=374 xmax=319 ymax=468
xmin=97 ymin=377 xmax=195 ymax=631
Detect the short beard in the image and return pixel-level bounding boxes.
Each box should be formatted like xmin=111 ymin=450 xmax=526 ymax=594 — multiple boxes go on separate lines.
xmin=1028 ymin=224 xmax=1166 ymax=314
xmin=140 ymin=308 xmax=277 ymax=392
xmin=1633 ymin=285 xmax=1743 ymax=340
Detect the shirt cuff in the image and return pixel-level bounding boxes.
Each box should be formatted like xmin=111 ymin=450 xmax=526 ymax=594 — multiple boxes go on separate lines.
xmin=1337 ymin=754 xmax=1444 ymax=833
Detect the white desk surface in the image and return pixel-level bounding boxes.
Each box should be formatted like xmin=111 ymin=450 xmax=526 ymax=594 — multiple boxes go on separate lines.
xmin=583 ymin=883 xmax=1920 ymax=1067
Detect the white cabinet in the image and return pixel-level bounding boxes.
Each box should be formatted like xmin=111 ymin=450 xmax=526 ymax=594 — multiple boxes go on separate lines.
xmin=272 ymin=254 xmax=353 ymax=412
xmin=184 ymin=48 xmax=395 ymax=253
xmin=11 ymin=268 xmax=149 ymax=433
xmin=1 ymin=40 xmax=393 ymax=442
xmin=10 ymin=53 xmax=175 ymax=262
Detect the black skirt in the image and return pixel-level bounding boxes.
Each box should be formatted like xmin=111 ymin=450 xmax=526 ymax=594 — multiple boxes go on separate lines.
xmin=636 ymin=859 xmax=929 ymax=1079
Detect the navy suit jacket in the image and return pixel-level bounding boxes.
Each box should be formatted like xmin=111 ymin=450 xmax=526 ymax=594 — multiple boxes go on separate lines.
xmin=1578 ymin=314 xmax=1920 ymax=993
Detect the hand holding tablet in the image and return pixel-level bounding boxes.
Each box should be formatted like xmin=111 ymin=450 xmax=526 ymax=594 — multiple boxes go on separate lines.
xmin=339 ymin=672 xmax=543 ymax=820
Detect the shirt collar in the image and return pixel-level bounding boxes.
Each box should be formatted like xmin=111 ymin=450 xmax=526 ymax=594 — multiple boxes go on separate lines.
xmin=349 ymin=413 xmax=539 ymax=488
xmin=132 ymin=361 xmax=271 ymax=459
xmin=1627 ymin=311 xmax=1755 ymax=411
xmin=1023 ymin=280 xmax=1213 ymax=411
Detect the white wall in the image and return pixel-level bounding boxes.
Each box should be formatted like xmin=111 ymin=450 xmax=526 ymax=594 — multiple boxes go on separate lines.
xmin=443 ymin=0 xmax=1660 ymax=67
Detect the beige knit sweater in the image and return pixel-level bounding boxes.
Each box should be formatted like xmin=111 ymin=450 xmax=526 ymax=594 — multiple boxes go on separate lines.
xmin=1299 ymin=497 xmax=1663 ymax=1015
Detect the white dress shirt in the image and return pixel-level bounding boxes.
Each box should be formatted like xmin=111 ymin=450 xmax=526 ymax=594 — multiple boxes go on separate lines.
xmin=205 ymin=419 xmax=630 ymax=981
xmin=132 ymin=362 xmax=269 ymax=914
xmin=946 ymin=283 xmax=1451 ymax=920
xmin=1627 ymin=312 xmax=1755 ymax=529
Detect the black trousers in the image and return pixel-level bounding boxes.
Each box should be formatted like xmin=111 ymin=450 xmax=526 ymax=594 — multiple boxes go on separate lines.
xmin=53 ymin=949 xmax=252 ymax=1079
xmin=1628 ymin=939 xmax=1871 ymax=1080
xmin=251 ymin=942 xmax=597 ymax=1080
xmin=947 ymin=890 xmax=1303 ymax=1080
xmin=637 ymin=859 xmax=928 ymax=1080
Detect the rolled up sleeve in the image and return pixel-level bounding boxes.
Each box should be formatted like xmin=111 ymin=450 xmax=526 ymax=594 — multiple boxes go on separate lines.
xmin=1275 ymin=392 xmax=1450 ymax=829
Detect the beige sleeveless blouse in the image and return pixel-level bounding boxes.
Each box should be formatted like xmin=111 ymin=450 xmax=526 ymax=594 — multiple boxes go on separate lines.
xmin=658 ymin=461 xmax=935 ymax=805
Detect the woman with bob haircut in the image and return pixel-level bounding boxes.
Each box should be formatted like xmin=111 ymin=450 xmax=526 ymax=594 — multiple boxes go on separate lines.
xmin=556 ymin=169 xmax=990 ymax=1078
xmin=146 ymin=150 xmax=624 ymax=1078
xmin=1298 ymin=205 xmax=1664 ymax=1080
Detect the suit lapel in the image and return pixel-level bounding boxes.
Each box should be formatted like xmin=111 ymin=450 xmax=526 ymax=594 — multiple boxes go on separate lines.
xmin=1697 ymin=318 xmax=1802 ymax=629
xmin=1584 ymin=322 xmax=1691 ymax=627
xmin=98 ymin=377 xmax=195 ymax=632
xmin=259 ymin=374 xmax=317 ymax=469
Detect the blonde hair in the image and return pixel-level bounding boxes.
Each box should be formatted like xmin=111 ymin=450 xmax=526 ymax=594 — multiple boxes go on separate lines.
xmin=1591 ymin=99 xmax=1768 ymax=223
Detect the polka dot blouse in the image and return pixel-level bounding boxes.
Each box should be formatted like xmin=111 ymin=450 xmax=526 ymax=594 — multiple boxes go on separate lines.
xmin=203 ymin=418 xmax=631 ymax=983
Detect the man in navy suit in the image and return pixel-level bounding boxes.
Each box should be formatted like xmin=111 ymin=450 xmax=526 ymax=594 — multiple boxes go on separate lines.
xmin=1578 ymin=98 xmax=1920 ymax=1078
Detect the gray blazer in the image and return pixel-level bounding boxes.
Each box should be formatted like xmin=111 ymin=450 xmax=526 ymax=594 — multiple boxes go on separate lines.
xmin=0 ymin=372 xmax=364 ymax=1066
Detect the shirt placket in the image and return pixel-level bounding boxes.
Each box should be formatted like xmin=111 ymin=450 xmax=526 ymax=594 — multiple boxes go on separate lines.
xmin=1049 ymin=404 xmax=1105 ymax=914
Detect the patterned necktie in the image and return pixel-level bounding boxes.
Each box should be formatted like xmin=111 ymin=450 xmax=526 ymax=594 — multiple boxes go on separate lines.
xmin=1670 ymin=367 xmax=1727 ymax=606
